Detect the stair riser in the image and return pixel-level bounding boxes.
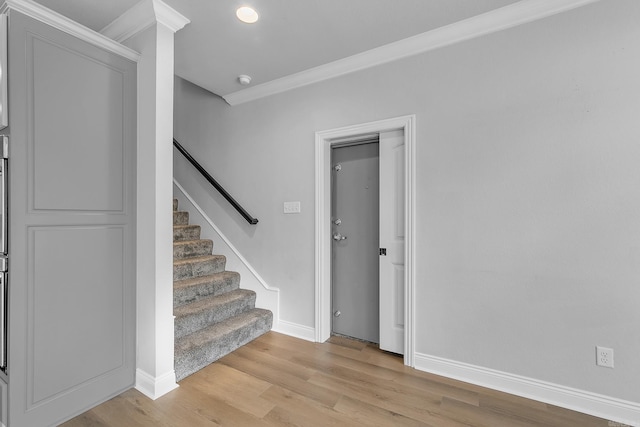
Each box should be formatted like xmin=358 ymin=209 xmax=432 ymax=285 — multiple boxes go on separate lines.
xmin=175 ymin=311 xmax=273 ymax=381
xmin=175 ymin=293 xmax=256 ymax=339
xmin=174 ymin=273 xmax=240 ymax=308
xmin=173 ymin=211 xmax=189 ymax=225
xmin=174 ymin=240 xmax=213 ymax=259
xmin=174 ymin=258 xmax=225 ymax=281
xmin=174 ymin=225 xmax=201 ymax=241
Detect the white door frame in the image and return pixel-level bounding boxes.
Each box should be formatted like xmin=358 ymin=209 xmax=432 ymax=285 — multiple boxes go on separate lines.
xmin=315 ymin=115 xmax=416 ymax=367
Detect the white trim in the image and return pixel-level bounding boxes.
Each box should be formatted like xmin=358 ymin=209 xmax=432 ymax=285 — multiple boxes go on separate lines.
xmin=173 ymin=179 xmax=278 ymax=294
xmin=100 ymin=0 xmax=155 ymax=43
xmin=273 ymin=320 xmax=315 ymax=342
xmin=150 ymin=0 xmax=190 ymax=33
xmin=135 ymin=368 xmax=179 ymax=400
xmin=100 ymin=0 xmax=190 ymax=43
xmin=404 ymin=116 xmax=416 ymax=368
xmin=222 ymin=0 xmax=601 ymax=106
xmin=315 ymin=115 xmax=416 ymax=367
xmin=415 ymin=353 xmax=640 ymax=427
xmin=0 ymin=0 xmax=140 ymax=62
xmin=174 ymin=179 xmax=318 ymax=343
xmin=173 ymin=179 xmax=286 ymax=335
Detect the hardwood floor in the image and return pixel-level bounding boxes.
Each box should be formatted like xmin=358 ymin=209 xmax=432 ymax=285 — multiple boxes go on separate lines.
xmin=61 ymin=332 xmax=617 ymax=427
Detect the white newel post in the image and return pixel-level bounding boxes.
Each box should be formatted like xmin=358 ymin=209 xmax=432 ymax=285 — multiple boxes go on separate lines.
xmin=101 ymin=0 xmax=190 ymax=400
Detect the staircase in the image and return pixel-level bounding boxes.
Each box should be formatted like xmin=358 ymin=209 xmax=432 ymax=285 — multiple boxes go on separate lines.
xmin=173 ymin=199 xmax=273 ymax=381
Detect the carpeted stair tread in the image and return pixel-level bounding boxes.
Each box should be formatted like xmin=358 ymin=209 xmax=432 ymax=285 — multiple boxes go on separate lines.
xmin=174 ymin=308 xmax=273 ymax=381
xmin=173 ymin=239 xmax=214 ymax=259
xmin=173 ymin=224 xmax=201 ymax=241
xmin=174 ymin=289 xmax=256 ymax=339
xmin=175 ymin=288 xmax=254 ymax=318
xmin=173 ymin=254 xmax=226 ymax=281
xmin=174 ymin=271 xmax=240 ymax=308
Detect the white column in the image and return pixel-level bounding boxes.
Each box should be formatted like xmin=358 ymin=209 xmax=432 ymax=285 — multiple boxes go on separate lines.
xmin=102 ymin=0 xmax=189 ymax=400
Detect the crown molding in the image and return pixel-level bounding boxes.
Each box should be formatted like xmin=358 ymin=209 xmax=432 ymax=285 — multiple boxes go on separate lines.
xmin=222 ymin=0 xmax=602 ymax=106
xmin=0 ymin=0 xmax=140 ymax=62
xmin=100 ymin=0 xmax=189 ymax=43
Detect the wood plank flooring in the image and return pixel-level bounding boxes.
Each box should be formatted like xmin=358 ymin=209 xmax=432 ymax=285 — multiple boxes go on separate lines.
xmin=61 ymin=332 xmax=619 ymax=427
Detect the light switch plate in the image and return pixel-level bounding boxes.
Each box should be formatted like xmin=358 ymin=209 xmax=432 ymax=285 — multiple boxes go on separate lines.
xmin=283 ymin=201 xmax=301 ymax=214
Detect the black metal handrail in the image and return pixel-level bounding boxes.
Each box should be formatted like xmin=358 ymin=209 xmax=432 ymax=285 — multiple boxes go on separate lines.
xmin=174 ymin=138 xmax=258 ymax=225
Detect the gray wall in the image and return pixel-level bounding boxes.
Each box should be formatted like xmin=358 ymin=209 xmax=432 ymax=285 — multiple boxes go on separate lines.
xmin=174 ymin=1 xmax=640 ymax=402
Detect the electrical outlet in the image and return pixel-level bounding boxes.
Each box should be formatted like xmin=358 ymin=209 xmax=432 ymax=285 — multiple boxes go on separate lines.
xmin=596 ymin=346 xmax=614 ymax=368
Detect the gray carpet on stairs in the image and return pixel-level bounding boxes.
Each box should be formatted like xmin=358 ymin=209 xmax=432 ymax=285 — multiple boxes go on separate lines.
xmin=173 ymin=199 xmax=272 ymax=381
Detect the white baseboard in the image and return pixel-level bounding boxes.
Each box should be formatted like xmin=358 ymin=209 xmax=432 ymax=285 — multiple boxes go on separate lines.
xmin=273 ymin=319 xmax=316 ymax=342
xmin=414 ymin=353 xmax=640 ymax=427
xmin=135 ymin=368 xmax=179 ymax=400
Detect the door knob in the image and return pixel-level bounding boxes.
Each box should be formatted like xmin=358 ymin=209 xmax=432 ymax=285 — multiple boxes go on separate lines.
xmin=332 ymin=233 xmax=347 ymax=241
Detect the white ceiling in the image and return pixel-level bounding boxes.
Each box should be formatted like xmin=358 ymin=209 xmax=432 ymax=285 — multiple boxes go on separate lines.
xmin=34 ymin=0 xmax=520 ymax=97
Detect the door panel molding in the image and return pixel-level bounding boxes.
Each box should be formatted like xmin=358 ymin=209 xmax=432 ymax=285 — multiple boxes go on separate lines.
xmin=28 ymin=226 xmax=126 ymax=406
xmin=315 ymin=115 xmax=416 ymax=367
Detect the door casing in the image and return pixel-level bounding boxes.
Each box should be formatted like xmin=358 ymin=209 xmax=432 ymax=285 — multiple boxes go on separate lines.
xmin=315 ymin=115 xmax=416 ymax=367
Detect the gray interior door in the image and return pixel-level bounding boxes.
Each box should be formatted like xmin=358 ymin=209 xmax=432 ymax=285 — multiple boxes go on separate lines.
xmin=7 ymin=11 xmax=137 ymax=426
xmin=331 ymin=142 xmax=379 ymax=343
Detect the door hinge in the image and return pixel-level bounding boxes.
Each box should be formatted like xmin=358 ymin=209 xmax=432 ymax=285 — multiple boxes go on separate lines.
xmin=379 ymin=248 xmax=387 ymax=256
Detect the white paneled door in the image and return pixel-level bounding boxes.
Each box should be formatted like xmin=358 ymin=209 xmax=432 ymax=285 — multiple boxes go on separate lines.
xmin=7 ymin=11 xmax=136 ymax=427
xmin=379 ymin=130 xmax=405 ymax=354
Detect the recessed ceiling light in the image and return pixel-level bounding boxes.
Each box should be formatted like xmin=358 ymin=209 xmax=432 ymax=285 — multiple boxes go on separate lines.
xmin=236 ymin=6 xmax=259 ymax=24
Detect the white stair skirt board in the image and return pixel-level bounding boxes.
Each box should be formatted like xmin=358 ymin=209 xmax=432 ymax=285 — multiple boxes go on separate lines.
xmin=414 ymin=353 xmax=640 ymax=427
xmin=174 ymin=179 xmax=313 ymax=341
xmin=135 ymin=368 xmax=179 ymax=400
